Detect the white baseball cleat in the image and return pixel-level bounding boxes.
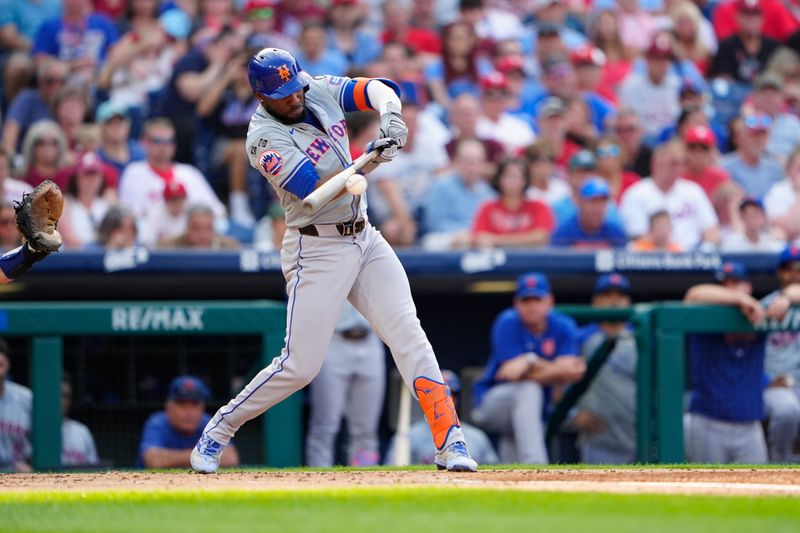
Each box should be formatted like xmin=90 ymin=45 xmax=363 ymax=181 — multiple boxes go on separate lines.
xmin=434 ymin=441 xmax=478 ymax=472
xmin=190 ymin=434 xmax=225 ymax=474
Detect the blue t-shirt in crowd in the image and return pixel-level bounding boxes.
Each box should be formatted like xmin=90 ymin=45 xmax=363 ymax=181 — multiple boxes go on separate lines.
xmin=422 ymin=174 xmax=496 ymax=234
xmin=98 ymin=140 xmax=147 ymax=175
xmin=551 ymin=196 xmax=623 ymax=227
xmin=136 ymin=411 xmax=211 ymax=467
xmin=5 ymin=89 xmax=52 ymax=150
xmin=326 ymin=28 xmax=382 ymax=69
xmin=161 ymin=49 xmax=208 ymax=119
xmin=33 ymin=13 xmax=119 ymax=62
xmin=551 ymin=214 xmax=628 ymax=248
xmin=294 ymin=49 xmax=349 ymax=77
xmin=687 ymin=333 xmax=767 ymax=422
xmin=473 ymin=308 xmax=579 ymax=407
xmin=524 ymin=89 xmax=613 ymax=133
xmin=0 ymin=0 xmax=62 ymax=40
xmin=721 ymin=153 xmax=784 ymax=200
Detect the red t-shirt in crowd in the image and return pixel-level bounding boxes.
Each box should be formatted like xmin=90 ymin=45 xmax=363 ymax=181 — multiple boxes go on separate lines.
xmin=472 ymin=199 xmax=555 ymax=235
xmin=614 ymin=171 xmax=641 ymax=203
xmin=684 ymin=166 xmax=731 ymax=200
xmin=713 ymin=0 xmax=799 ymax=42
xmin=382 ymin=28 xmax=442 ymax=55
xmin=598 ymin=60 xmax=633 ymax=105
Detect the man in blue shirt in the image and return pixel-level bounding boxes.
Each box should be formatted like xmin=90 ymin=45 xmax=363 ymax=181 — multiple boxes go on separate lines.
xmin=683 ymin=262 xmax=773 ymax=464
xmin=551 ymin=178 xmax=628 ymax=248
xmin=137 ymin=376 xmax=239 ymax=469
xmin=472 ymin=272 xmax=585 ymax=464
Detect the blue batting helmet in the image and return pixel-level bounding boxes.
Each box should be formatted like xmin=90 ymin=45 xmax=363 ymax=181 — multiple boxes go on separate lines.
xmin=248 ymin=48 xmax=312 ymax=100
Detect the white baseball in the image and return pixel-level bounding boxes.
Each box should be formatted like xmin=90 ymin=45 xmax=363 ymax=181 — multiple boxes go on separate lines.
xmin=346 ymin=174 xmax=367 ymax=195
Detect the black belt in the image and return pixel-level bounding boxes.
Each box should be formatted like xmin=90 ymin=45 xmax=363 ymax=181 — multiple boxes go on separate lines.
xmin=298 ymin=219 xmax=366 ymax=237
xmin=339 ymin=327 xmax=370 ymax=340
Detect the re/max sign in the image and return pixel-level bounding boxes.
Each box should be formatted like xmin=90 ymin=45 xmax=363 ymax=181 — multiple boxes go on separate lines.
xmin=111 ymin=307 xmax=205 ymax=332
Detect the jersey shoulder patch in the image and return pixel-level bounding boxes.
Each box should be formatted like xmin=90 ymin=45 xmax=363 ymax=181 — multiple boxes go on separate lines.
xmin=258 ymin=149 xmax=284 ymax=176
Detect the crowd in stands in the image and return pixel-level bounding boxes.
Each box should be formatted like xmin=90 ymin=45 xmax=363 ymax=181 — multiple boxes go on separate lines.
xmin=0 ymin=0 xmax=799 ymax=252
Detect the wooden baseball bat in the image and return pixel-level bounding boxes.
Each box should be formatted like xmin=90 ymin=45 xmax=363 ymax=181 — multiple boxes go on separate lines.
xmin=392 ymin=383 xmax=413 ymax=466
xmin=301 ymin=147 xmax=381 ymax=213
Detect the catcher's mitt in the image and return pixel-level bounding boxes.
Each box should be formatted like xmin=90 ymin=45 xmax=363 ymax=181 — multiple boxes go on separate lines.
xmin=14 ymin=180 xmax=64 ymax=253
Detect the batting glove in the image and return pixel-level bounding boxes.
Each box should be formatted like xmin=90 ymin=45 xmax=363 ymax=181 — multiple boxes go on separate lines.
xmin=366 ymin=137 xmax=399 ymax=163
xmin=379 ymin=101 xmax=408 ymax=152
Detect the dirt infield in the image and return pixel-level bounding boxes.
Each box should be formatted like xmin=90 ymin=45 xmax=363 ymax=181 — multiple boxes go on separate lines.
xmin=1 ymin=469 xmax=799 ymax=497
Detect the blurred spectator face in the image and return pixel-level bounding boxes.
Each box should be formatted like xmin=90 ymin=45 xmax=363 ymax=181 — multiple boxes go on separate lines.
xmin=536 ymin=34 xmax=566 ymax=62
xmin=652 ymin=144 xmax=686 ymax=189
xmin=453 ymin=139 xmax=487 ymax=185
xmin=578 ymin=195 xmax=608 ymax=231
xmin=564 ymin=98 xmax=592 ymax=133
xmin=536 ymin=2 xmax=565 ymax=25
xmin=75 ymin=166 xmax=104 ymax=197
xmin=38 ymin=62 xmax=68 ymax=101
xmin=741 ymin=203 xmax=767 ymax=234
xmin=737 ymin=11 xmax=763 ymax=39
xmin=786 ymin=151 xmax=800 ymax=189
xmin=497 ymin=161 xmax=527 ymax=199
xmin=444 ymin=22 xmax=476 ymax=57
xmin=538 ymin=110 xmax=566 ymax=141
xmin=617 ymin=0 xmax=638 ymax=11
xmin=166 ymin=197 xmax=187 ymax=218
xmin=753 ymin=87 xmax=784 ymax=116
xmin=185 ymin=212 xmax=217 ymax=248
xmin=595 ymin=142 xmax=622 ymax=175
xmin=106 ymin=215 xmax=137 ymax=249
xmin=330 ymin=0 xmax=362 ymax=29
xmin=482 ymin=87 xmax=510 ymax=119
xmin=64 ymin=0 xmax=89 ymax=15
xmin=646 ymin=56 xmax=670 ymax=84
xmin=459 ymin=3 xmax=484 ymax=26
xmin=132 ymin=0 xmax=160 ymax=18
xmin=649 ymin=211 xmax=674 ymax=247
xmin=614 ymin=114 xmax=643 ymax=152
xmin=383 ymin=0 xmax=410 ymax=31
xmin=300 ymin=24 xmax=327 ymax=59
xmin=450 ymin=94 xmax=481 ymax=136
xmin=75 ymin=124 xmax=102 ymax=153
xmin=778 ymin=260 xmax=800 ymax=286
xmin=381 ymin=43 xmax=409 ymax=79
xmin=166 ymin=399 xmax=205 ymax=435
xmin=721 ymin=277 xmax=753 ymax=294
xmin=33 ymin=134 xmax=61 ymax=166
xmin=528 ymin=151 xmax=555 ymax=186
xmin=592 ymin=289 xmax=631 ymax=308
xmin=575 ymin=63 xmax=601 ymax=91
xmin=102 ymin=115 xmax=131 ymax=144
xmin=56 ymin=94 xmax=87 ymax=129
xmin=742 ymin=115 xmax=771 ymax=155
xmin=593 ymin=11 xmax=619 ymax=43
xmin=543 ymin=62 xmax=577 ymax=99
xmin=144 ymin=123 xmax=176 ymax=166
xmin=686 ymin=141 xmax=713 ymax=172
xmin=674 ymin=13 xmax=699 ymax=44
xmin=514 ymin=295 xmax=553 ymax=329
xmin=0 ymin=205 xmax=21 ymax=250
xmin=202 ymin=0 xmax=235 ymax=19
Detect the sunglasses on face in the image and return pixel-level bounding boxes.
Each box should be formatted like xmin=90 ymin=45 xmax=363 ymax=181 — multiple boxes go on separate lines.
xmin=148 ymin=136 xmax=175 ymax=145
xmin=35 ymin=138 xmax=58 ymax=146
xmin=42 ymin=76 xmax=66 ymax=86
xmin=780 ymin=262 xmax=800 ymax=272
xmin=744 ymin=115 xmax=773 ymax=130
xmin=596 ymin=144 xmax=621 ymax=158
xmin=687 ymin=143 xmax=710 ymax=151
xmin=615 ymin=125 xmax=637 ymax=134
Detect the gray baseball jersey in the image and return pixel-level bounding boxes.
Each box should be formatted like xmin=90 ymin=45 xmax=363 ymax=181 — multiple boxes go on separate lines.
xmin=245 ymin=75 xmax=366 ymax=227
xmin=762 ymin=290 xmax=800 ymax=383
xmin=62 ymin=418 xmax=99 ymax=467
xmin=201 ymin=73 xmax=467 ymax=458
xmin=0 ymin=380 xmax=31 ymax=469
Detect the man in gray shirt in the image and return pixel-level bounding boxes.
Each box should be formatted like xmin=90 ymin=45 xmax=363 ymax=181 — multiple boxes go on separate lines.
xmin=572 ymin=274 xmax=638 ymax=464
xmin=763 ymin=245 xmax=800 ymax=462
xmin=722 ymin=113 xmax=784 ymax=199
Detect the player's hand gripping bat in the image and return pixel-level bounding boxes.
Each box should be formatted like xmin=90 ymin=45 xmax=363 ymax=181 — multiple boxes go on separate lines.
xmin=302 ymin=138 xmax=396 ymax=213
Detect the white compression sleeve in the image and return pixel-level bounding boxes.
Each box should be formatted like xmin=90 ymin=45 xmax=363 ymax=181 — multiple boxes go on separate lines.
xmin=366 ymin=80 xmax=402 ymax=115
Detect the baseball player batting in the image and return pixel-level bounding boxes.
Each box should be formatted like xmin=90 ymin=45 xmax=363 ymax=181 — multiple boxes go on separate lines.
xmin=190 ymin=48 xmax=477 ymax=472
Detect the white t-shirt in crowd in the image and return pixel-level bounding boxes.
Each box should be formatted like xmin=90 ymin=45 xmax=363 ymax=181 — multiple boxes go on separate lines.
xmin=2 ymin=177 xmax=32 ymax=204
xmin=619 ymin=177 xmax=718 ymax=250
xmin=476 ymin=113 xmax=536 ymax=154
xmin=764 ymin=180 xmax=798 ymax=219
xmin=720 ymin=231 xmax=786 ymax=252
xmin=65 ymin=196 xmax=112 ymax=249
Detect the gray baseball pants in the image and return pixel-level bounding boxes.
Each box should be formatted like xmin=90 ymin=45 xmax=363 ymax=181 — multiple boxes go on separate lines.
xmin=764 ymin=386 xmax=800 ymax=462
xmin=684 ymin=412 xmax=767 ymax=464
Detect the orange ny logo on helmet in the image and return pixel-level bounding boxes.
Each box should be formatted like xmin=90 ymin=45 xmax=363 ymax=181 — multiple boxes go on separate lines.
xmin=277 ymin=64 xmax=292 ymax=82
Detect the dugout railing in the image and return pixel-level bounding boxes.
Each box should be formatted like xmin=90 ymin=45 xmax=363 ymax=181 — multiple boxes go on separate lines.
xmin=9 ymin=301 xmax=800 ymax=469
xmin=0 ymin=301 xmax=297 ymax=470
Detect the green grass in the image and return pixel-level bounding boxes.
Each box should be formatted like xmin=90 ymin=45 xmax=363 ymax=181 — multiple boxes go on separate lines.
xmin=1 ymin=487 xmax=798 ymax=533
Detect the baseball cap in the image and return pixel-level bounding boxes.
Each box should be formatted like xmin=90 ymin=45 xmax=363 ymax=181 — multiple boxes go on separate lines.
xmin=580 ymin=177 xmax=610 ymax=199
xmin=736 ymin=0 xmax=763 ymax=13
xmin=684 ymin=125 xmax=716 ymax=146
xmin=96 ymin=100 xmax=129 ymax=123
xmin=441 ymin=369 xmax=461 ymax=394
xmin=163 ymin=181 xmax=188 ymax=201
xmin=516 ymin=272 xmax=551 ymax=299
xmin=159 ymin=8 xmax=192 ymax=40
xmin=496 ymin=55 xmax=525 ymax=75
xmin=594 ymin=273 xmax=632 ymax=295
xmin=167 ymin=376 xmax=210 ymax=402
xmin=646 ymin=34 xmax=674 ymax=60
xmin=480 ymin=71 xmax=509 ymax=92
xmin=244 ymin=0 xmax=277 ymax=14
xmin=739 ymin=196 xmax=765 ymax=212
xmin=75 ymin=152 xmax=104 ymax=174
xmin=744 ymin=112 xmax=773 ymax=131
xmin=755 ymin=72 xmax=783 ymax=91
xmin=570 ymin=45 xmax=606 ymax=67
xmin=537 ymin=96 xmax=565 ymax=118
xmin=779 ymin=244 xmax=800 ymax=266
xmin=568 ymin=149 xmax=596 ymax=170
xmin=715 ymin=261 xmax=749 ymax=283
xmin=679 ymin=79 xmax=702 ymax=97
